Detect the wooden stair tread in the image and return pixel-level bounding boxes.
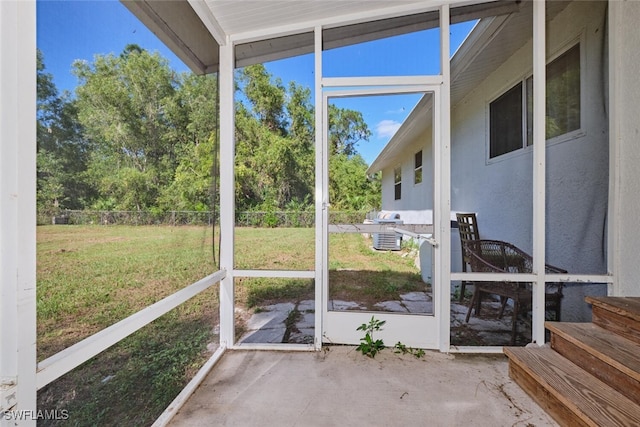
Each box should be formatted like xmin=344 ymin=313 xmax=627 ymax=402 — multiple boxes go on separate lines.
xmin=545 ymin=321 xmax=640 ymax=381
xmin=505 ymin=347 xmax=640 ymax=426
xmin=586 ymin=296 xmax=640 ymax=322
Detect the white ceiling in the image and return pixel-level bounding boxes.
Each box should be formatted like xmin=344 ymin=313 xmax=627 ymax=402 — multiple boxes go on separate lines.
xmin=206 ymin=0 xmax=428 ymax=42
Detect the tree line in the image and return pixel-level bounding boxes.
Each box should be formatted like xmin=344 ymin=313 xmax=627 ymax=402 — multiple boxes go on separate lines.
xmin=37 ymin=45 xmax=381 ymax=219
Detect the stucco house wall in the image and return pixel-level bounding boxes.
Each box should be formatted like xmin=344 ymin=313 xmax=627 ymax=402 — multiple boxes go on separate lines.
xmin=376 ymin=1 xmax=610 ymax=320
xmin=450 ymin=0 xmax=607 ymax=269
xmin=380 ymin=124 xmax=434 ymax=216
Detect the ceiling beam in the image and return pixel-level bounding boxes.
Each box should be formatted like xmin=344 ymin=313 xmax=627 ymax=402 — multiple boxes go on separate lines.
xmin=235 ymin=1 xmax=521 ymax=69
xmin=121 ymin=0 xmax=219 ymax=74
xmin=188 ymin=0 xmax=227 ymax=46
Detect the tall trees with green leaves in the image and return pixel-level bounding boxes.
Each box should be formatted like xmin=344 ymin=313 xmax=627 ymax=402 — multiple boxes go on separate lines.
xmin=235 ymin=65 xmax=311 ymax=211
xmin=37 ymin=49 xmax=93 ymax=216
xmin=235 ymin=64 xmax=380 ymax=212
xmin=326 ymin=104 xmax=378 ymax=210
xmin=37 ymin=46 xmax=380 ymax=218
xmin=74 ymin=44 xmax=179 ymax=210
xmin=161 ymin=73 xmax=220 ymax=211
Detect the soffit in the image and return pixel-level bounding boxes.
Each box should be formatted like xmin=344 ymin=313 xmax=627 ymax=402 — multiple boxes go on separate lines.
xmin=121 ymin=0 xmax=220 ymax=74
xmin=207 ymin=1 xmax=426 ymax=40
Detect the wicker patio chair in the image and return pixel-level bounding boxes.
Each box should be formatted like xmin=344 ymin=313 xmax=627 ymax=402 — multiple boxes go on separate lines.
xmin=462 ymin=239 xmax=567 ymax=345
xmin=456 ymin=213 xmax=480 ymax=302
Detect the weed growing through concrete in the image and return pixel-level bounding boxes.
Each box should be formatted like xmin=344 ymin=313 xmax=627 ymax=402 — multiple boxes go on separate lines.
xmin=393 ymin=342 xmax=426 ymax=358
xmin=355 ymin=316 xmax=427 ymax=359
xmin=356 ymin=316 xmax=386 ymax=358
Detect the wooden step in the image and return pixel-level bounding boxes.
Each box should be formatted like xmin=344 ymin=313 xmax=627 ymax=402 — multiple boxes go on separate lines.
xmin=546 ymin=321 xmax=640 ymax=406
xmin=586 ymin=297 xmax=640 ymax=345
xmin=504 ymin=346 xmax=640 ymax=427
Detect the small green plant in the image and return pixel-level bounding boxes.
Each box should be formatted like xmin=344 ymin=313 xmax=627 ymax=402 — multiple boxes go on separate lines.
xmin=393 ymin=341 xmax=426 ymax=358
xmin=356 ymin=316 xmax=386 ymax=358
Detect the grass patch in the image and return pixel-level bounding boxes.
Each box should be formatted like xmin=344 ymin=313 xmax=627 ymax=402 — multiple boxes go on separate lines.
xmin=37 ymin=225 xmax=219 ymax=426
xmin=39 ymin=301 xmax=218 ymax=427
xmin=36 ymin=225 xmax=425 ymax=424
xmin=328 ymin=233 xmax=428 ymax=308
xmin=234 ymin=227 xmax=315 ymax=270
xmin=236 ymin=277 xmax=315 ymax=308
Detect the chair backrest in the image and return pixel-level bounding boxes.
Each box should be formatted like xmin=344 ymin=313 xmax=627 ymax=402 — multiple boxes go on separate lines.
xmin=464 ymin=239 xmax=527 ymax=273
xmin=456 ymin=213 xmax=479 ymax=243
xmin=465 ymin=239 xmax=568 ymax=275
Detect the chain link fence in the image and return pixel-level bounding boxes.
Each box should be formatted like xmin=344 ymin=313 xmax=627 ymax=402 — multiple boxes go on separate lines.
xmin=42 ymin=210 xmax=372 ymax=228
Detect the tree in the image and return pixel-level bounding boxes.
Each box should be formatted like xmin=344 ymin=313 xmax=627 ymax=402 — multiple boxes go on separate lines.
xmin=237 ymin=64 xmax=287 ymax=134
xmin=37 ymin=49 xmax=94 ymax=215
xmin=74 ymin=45 xmax=179 ymax=210
xmin=235 ymin=64 xmax=379 ymax=213
xmin=235 ymin=66 xmax=314 ymax=211
xmin=39 ymin=45 xmax=380 ymax=217
xmin=329 ymin=153 xmax=381 ymax=211
xmin=160 ymin=73 xmax=220 ymax=211
xmin=328 ymin=105 xmax=371 ymax=156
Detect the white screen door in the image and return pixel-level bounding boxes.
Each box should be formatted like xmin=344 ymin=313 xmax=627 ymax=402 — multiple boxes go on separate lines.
xmin=321 ymin=85 xmax=442 ymax=349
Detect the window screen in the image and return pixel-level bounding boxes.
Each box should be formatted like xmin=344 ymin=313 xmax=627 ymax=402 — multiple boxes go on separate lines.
xmin=414 ymin=150 xmax=423 ymax=184
xmin=394 ymin=167 xmax=401 ymax=200
xmin=490 ymin=82 xmax=523 ymax=158
xmin=546 ymin=44 xmax=580 ymax=139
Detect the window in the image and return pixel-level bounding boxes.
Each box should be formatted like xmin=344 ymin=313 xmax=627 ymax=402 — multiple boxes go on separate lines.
xmin=394 ymin=167 xmax=401 ymax=200
xmin=414 ymin=150 xmax=423 ymax=185
xmin=490 ymin=83 xmax=524 ymax=158
xmin=546 ymin=43 xmax=580 ymax=139
xmin=489 ymin=43 xmax=580 ymax=159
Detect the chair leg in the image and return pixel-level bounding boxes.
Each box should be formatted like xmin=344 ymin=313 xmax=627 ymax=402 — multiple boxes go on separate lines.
xmin=498 ymin=296 xmax=509 ymax=318
xmin=459 ymin=281 xmax=467 ymax=303
xmin=475 ymin=289 xmax=482 ymax=316
xmin=465 ymin=288 xmax=480 ymax=323
xmin=459 ymin=262 xmax=467 ymax=302
xmin=511 ymin=301 xmax=519 ymax=346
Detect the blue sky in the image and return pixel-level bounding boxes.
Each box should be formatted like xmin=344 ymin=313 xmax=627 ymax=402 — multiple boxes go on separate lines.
xmin=37 ymin=0 xmax=475 ymax=164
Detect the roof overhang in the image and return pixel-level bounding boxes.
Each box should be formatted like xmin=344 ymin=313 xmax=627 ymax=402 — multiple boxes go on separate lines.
xmin=367 ymin=0 xmax=572 ymax=174
xmin=122 ymin=0 xmax=524 ymax=74
xmin=121 ymin=0 xmax=220 ymax=74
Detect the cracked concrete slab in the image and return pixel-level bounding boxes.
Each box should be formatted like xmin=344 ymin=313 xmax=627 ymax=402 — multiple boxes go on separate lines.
xmin=169 ymin=347 xmax=558 ymax=427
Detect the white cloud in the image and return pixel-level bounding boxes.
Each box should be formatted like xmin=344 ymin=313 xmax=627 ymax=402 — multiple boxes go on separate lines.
xmin=376 ymin=119 xmax=402 ymax=139
xmin=385 ymin=107 xmax=406 ymax=115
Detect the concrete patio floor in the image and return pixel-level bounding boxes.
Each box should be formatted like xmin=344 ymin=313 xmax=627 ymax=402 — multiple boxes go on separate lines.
xmin=168 ymin=346 xmax=557 ymax=426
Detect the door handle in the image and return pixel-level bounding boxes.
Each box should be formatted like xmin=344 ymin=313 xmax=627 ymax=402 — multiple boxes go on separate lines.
xmin=388 ymin=227 xmax=438 ymax=247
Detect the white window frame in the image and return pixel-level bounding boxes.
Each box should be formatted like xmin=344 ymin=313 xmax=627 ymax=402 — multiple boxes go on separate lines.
xmin=486 ymin=39 xmax=584 ymax=163
xmin=414 ymin=150 xmax=423 ymax=185
xmin=394 ymin=165 xmax=402 ymax=200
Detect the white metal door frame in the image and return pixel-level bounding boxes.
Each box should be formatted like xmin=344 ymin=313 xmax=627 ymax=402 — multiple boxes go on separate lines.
xmin=320 ymin=85 xmax=443 ymax=349
xmin=313 ymin=6 xmax=452 ymax=351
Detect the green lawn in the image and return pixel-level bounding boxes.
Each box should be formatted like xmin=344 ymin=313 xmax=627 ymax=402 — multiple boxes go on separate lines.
xmin=37 ymin=225 xmax=219 ymax=427
xmin=36 ymin=225 xmax=424 ymax=426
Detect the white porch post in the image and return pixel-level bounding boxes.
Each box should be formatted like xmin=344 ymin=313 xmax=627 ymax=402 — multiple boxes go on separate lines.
xmin=531 ymin=0 xmax=546 ymax=344
xmin=313 ymin=25 xmax=324 ymax=350
xmin=608 ymin=0 xmax=640 ymax=296
xmin=438 ymin=4 xmax=452 ymax=352
xmin=218 ymin=39 xmax=235 ymax=347
xmin=607 ymin=0 xmax=619 ymax=296
xmin=0 ymin=0 xmax=37 ymax=424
